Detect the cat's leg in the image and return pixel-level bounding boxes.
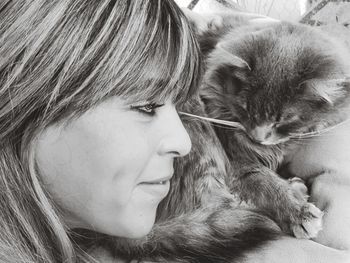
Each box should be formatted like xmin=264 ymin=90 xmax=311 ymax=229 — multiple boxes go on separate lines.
xmin=228 ymin=163 xmax=323 ymax=239
xmin=239 ymin=171 xmax=350 ymax=263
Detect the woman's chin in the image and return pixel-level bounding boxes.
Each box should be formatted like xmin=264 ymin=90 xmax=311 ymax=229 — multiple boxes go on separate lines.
xmin=104 ymin=209 xmax=157 ymax=239
xmin=118 ymin=216 xmax=156 ymax=239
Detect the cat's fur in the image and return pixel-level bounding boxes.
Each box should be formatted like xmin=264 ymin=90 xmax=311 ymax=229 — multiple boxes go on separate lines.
xmin=87 ymin=12 xmax=350 ymax=263
xmin=198 ymin=12 xmax=350 ymax=238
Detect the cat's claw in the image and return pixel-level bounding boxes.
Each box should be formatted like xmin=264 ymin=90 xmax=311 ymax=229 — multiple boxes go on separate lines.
xmin=291 ymin=203 xmax=324 ymax=239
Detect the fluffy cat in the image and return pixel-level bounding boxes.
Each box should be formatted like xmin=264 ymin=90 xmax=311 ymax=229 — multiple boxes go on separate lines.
xmin=197 ymin=12 xmax=350 ymax=238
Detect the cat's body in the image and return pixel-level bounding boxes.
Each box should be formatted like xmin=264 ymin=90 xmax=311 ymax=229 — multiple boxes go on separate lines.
xmin=198 ymin=13 xmax=350 ymax=238
xmin=89 ymin=12 xmax=350 ymax=263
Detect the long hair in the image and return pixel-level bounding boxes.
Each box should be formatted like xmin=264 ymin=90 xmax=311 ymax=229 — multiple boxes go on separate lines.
xmin=0 ymin=0 xmax=201 ymax=262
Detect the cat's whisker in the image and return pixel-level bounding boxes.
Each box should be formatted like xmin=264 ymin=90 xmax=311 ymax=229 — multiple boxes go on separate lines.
xmin=179 ymin=112 xmax=246 ymax=131
xmin=179 ymin=116 xmax=241 ymax=131
xmin=291 ymin=133 xmax=323 ymax=139
xmin=291 ymin=133 xmax=320 ymax=139
xmin=289 ymin=118 xmax=350 ymax=139
xmin=211 ymin=123 xmax=243 ymax=131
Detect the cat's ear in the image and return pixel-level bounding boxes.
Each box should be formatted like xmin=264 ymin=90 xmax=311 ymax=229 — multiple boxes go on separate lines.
xmin=304 ymin=78 xmax=350 ymax=105
xmin=210 ymin=44 xmax=251 ymax=70
xmin=203 ymin=46 xmax=250 ymax=95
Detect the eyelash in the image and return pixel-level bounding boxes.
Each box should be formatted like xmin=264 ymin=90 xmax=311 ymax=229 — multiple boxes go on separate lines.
xmin=130 ymin=103 xmax=164 ymax=116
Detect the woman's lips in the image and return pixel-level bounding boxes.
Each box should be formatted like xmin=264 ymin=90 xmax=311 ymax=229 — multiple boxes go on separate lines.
xmin=139 ymin=175 xmax=173 ymax=185
xmin=137 ymin=176 xmax=172 ymax=199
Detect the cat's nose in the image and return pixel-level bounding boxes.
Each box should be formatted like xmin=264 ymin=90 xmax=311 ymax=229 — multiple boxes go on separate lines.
xmin=250 ymin=124 xmax=274 ymax=143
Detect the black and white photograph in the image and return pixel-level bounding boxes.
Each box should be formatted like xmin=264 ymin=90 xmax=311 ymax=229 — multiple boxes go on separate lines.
xmin=0 ymin=0 xmax=349 ymax=262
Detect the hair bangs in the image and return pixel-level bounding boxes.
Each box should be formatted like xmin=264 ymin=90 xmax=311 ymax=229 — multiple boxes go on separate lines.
xmin=43 ymin=0 xmax=202 ymax=123
xmin=83 ymin=0 xmax=202 ymax=107
xmin=153 ymin=1 xmax=202 ymax=106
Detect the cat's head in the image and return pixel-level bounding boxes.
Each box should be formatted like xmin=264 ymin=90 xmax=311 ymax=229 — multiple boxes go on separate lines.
xmin=201 ymin=22 xmax=350 ymax=145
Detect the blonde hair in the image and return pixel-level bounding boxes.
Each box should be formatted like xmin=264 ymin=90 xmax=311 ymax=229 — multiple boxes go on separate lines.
xmin=0 ymin=0 xmax=201 ymax=262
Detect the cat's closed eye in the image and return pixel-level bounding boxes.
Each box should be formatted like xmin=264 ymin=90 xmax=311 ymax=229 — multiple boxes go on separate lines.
xmin=275 ymin=121 xmax=300 ymax=135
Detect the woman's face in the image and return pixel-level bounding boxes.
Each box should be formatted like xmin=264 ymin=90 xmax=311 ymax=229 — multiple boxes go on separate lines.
xmin=35 ymin=97 xmax=191 ymax=238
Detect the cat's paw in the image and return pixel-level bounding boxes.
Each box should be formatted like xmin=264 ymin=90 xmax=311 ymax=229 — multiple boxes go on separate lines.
xmin=291 ymin=202 xmax=323 ymax=239
xmin=288 ymin=177 xmax=309 ymax=202
xmin=287 ymin=177 xmax=323 ymax=239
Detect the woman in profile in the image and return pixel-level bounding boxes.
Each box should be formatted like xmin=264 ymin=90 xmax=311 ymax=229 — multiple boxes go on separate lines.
xmin=0 ymin=0 xmax=200 ymax=262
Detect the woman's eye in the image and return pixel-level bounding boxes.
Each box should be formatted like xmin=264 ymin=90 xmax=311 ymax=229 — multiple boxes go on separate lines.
xmin=130 ymin=103 xmax=164 ymax=116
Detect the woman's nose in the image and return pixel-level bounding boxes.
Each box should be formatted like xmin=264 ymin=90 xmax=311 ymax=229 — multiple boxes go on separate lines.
xmin=157 ymin=106 xmax=192 ymax=157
